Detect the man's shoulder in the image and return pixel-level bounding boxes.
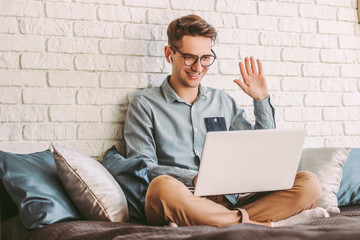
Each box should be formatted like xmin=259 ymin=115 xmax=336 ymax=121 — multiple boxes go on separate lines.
xmin=202 ymin=85 xmax=234 ymax=101
xmin=127 ymin=87 xmax=162 ymax=115
xmin=133 ymin=86 xmax=161 ymax=98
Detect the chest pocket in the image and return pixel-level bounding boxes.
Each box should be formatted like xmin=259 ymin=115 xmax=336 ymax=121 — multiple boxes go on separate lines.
xmin=204 ymin=117 xmax=227 ymax=132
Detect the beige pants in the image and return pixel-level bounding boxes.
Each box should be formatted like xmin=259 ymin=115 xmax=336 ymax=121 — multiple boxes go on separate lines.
xmin=145 ymin=171 xmax=322 ymax=227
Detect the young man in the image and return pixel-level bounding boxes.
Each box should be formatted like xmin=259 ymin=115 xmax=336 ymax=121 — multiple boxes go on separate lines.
xmin=124 ymin=15 xmax=328 ymax=227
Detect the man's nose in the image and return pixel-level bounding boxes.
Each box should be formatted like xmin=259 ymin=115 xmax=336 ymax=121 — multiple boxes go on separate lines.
xmin=191 ymin=59 xmax=203 ymax=72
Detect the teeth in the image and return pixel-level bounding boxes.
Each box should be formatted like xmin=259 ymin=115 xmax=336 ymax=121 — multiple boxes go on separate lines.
xmin=188 ymin=72 xmax=199 ymax=76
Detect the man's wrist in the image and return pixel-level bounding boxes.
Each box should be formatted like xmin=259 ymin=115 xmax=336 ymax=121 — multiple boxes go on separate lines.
xmin=254 ymin=95 xmax=269 ymax=101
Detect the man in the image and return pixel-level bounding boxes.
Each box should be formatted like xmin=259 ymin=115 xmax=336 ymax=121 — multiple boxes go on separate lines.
xmin=124 ymin=15 xmax=328 ymax=227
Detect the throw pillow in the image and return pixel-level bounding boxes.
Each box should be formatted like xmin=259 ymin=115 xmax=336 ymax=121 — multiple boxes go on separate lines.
xmin=0 ymin=149 xmax=81 ymax=229
xmin=102 ymin=146 xmax=149 ymax=224
xmin=337 ymin=148 xmax=360 ymax=206
xmin=297 ymin=148 xmax=350 ymax=213
xmin=53 ymin=145 xmax=129 ymax=222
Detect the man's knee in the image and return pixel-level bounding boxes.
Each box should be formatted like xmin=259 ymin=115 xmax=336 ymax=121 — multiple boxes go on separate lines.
xmin=146 ymin=175 xmax=184 ymax=201
xmin=145 ymin=175 xmax=188 ymax=210
xmin=294 ymin=171 xmax=322 ymax=207
xmin=145 ymin=175 xmax=189 ymax=225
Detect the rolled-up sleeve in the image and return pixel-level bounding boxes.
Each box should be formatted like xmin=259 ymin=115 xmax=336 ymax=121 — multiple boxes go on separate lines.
xmin=253 ymin=96 xmax=276 ymax=129
xmin=230 ymin=96 xmax=275 ymax=131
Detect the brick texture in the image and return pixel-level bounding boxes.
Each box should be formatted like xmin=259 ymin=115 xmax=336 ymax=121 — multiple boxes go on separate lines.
xmin=0 ymin=0 xmax=359 ymax=156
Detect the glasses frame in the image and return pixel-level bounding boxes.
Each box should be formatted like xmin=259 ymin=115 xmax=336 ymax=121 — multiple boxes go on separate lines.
xmin=170 ymin=46 xmax=217 ymax=67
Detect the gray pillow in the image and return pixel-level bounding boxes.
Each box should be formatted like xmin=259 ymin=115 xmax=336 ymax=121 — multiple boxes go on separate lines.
xmin=298 ymin=148 xmax=350 ymax=213
xmin=53 ymin=145 xmax=129 ymax=222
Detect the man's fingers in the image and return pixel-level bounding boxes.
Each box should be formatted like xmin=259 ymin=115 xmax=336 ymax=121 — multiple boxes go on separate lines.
xmin=234 ymin=79 xmax=248 ymax=92
xmin=239 ymin=62 xmax=248 ymax=79
xmin=244 ymin=57 xmax=252 ymax=75
xmin=250 ymin=56 xmax=257 ymax=74
xmin=193 ymin=174 xmax=198 ymax=186
xmin=257 ymin=59 xmax=264 ymax=75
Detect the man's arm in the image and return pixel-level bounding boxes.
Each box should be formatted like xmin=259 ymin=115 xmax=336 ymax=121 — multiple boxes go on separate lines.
xmin=253 ymin=97 xmax=276 ymax=129
xmin=124 ymin=95 xmax=197 ymax=187
xmin=233 ymin=56 xmax=275 ymax=130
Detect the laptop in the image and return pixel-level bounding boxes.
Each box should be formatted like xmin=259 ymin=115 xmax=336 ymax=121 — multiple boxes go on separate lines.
xmin=193 ymin=129 xmax=306 ymax=196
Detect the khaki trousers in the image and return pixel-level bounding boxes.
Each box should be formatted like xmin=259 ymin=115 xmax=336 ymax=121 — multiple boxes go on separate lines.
xmin=145 ymin=171 xmax=322 ymax=227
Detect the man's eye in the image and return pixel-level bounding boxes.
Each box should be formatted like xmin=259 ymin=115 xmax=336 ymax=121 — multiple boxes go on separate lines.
xmin=184 ymin=55 xmax=194 ymax=60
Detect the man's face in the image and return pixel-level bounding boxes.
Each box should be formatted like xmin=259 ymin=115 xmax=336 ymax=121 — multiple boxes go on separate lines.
xmin=170 ymin=35 xmax=213 ymax=89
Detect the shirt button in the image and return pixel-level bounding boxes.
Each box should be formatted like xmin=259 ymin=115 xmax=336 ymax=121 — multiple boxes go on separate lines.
xmin=194 ymin=128 xmax=198 ymax=132
xmin=214 ymin=118 xmax=217 ymax=122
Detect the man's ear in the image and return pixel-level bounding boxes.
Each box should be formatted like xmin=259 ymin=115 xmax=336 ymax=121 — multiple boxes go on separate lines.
xmin=164 ymin=46 xmax=172 ymax=63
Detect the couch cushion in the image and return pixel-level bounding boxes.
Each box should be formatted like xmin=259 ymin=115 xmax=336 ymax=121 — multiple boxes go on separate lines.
xmin=0 ymin=149 xmax=81 ymax=229
xmin=53 ymin=145 xmax=129 ymax=222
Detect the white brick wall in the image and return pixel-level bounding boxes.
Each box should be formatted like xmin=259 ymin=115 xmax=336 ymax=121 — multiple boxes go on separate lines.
xmin=0 ymin=0 xmax=360 ymax=157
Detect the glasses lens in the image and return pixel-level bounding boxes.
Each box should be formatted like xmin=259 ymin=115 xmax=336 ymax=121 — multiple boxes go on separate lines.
xmin=183 ymin=55 xmax=197 ymax=66
xmin=200 ymin=56 xmax=215 ymax=67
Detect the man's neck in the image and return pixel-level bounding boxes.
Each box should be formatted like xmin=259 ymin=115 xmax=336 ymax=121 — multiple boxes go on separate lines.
xmin=169 ymin=78 xmax=199 ymax=105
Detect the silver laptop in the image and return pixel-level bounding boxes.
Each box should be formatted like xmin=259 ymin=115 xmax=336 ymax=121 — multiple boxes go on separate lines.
xmin=193 ymin=129 xmax=306 ymax=196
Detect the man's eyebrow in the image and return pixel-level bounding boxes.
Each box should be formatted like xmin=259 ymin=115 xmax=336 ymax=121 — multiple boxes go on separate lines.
xmin=182 ymin=52 xmax=214 ymax=56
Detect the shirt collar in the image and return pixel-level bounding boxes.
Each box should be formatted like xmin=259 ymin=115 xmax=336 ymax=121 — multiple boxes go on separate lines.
xmin=161 ymin=75 xmax=208 ymax=104
xmin=198 ymin=84 xmax=208 ymax=100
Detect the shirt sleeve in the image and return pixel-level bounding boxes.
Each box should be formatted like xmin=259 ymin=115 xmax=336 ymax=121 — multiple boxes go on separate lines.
xmin=253 ymin=96 xmax=276 ymax=129
xmin=229 ymin=96 xmax=276 ymax=130
xmin=124 ymin=95 xmax=197 ymax=187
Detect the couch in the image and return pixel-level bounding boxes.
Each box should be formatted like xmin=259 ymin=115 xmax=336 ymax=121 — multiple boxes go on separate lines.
xmin=1 ymin=146 xmax=360 ymax=240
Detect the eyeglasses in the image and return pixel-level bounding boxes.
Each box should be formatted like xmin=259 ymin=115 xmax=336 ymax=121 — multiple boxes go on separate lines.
xmin=170 ymin=46 xmax=217 ymax=67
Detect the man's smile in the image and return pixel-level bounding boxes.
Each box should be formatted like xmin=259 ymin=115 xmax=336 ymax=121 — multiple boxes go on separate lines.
xmin=186 ymin=71 xmax=202 ymax=78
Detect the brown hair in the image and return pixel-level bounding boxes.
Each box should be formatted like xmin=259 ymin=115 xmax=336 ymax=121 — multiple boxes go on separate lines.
xmin=167 ymin=14 xmax=217 ymax=48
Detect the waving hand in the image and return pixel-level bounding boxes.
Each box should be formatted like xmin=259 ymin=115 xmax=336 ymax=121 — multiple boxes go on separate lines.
xmin=233 ymin=57 xmax=269 ymax=100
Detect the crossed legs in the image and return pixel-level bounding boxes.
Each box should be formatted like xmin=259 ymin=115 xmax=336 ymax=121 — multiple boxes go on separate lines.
xmin=145 ymin=171 xmax=323 ymax=227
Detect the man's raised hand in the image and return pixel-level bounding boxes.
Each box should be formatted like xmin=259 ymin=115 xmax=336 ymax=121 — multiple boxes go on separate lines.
xmin=233 ymin=56 xmax=269 ymax=100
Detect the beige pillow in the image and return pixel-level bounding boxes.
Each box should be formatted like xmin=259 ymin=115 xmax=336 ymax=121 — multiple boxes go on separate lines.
xmin=53 ymin=145 xmax=129 ymax=222
xmin=298 ymin=148 xmax=350 ymax=213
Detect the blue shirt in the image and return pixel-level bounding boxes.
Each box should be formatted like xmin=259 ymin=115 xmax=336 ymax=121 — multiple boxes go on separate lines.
xmin=124 ymin=76 xmax=276 ymax=204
